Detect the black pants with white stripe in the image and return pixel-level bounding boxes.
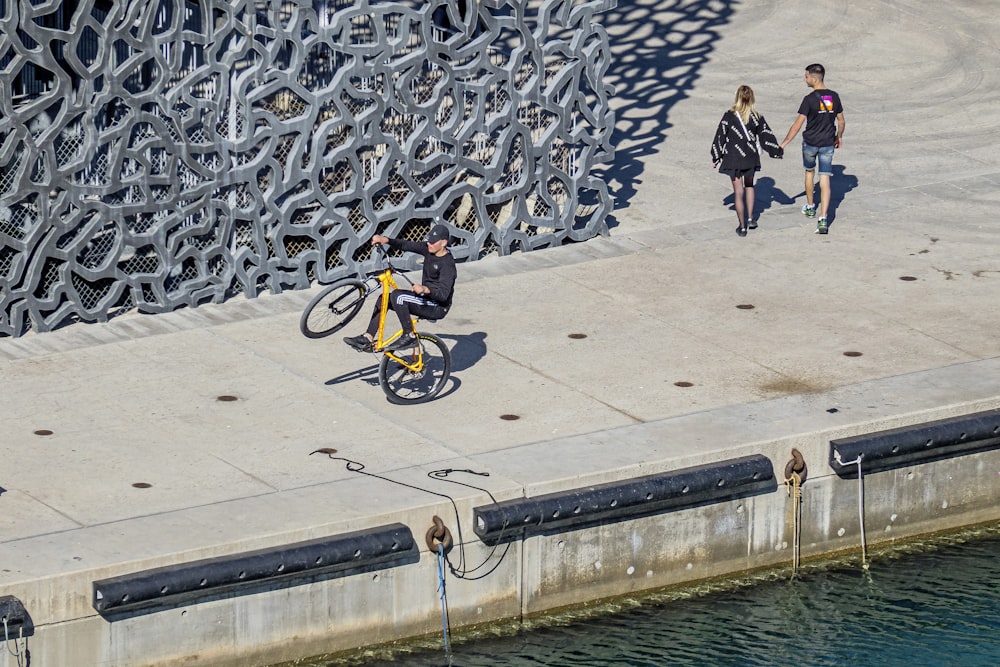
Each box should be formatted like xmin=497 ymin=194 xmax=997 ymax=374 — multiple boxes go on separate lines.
xmin=365 ymin=290 xmax=447 ymax=337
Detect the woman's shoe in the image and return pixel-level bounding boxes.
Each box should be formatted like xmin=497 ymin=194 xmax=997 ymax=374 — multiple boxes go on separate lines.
xmin=747 ymin=219 xmax=758 ymax=230
xmin=736 ymin=225 xmax=747 ymax=237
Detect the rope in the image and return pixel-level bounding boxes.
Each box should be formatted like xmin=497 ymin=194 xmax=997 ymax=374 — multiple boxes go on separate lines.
xmin=855 ymin=456 xmax=868 ymax=568
xmin=833 ymin=451 xmax=868 ymax=568
xmin=308 ymin=452 xmax=513 ymax=580
xmin=427 ymin=468 xmax=514 ymax=580
xmin=783 ymin=471 xmax=803 ymax=570
xmin=436 ymin=543 xmax=451 ymax=656
xmin=3 ymin=617 xmax=26 ymax=667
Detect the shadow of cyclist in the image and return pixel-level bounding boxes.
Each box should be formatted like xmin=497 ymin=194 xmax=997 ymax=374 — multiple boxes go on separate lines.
xmin=436 ymin=331 xmax=487 ymax=373
xmin=325 ymin=363 xmax=380 ymax=387
xmin=323 ymin=331 xmax=486 ymax=394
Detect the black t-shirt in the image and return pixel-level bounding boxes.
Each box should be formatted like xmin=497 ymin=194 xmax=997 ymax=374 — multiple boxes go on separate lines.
xmin=797 ymin=88 xmax=843 ymax=147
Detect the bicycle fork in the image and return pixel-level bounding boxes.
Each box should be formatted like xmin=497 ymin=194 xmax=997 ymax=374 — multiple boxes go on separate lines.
xmin=385 ymin=340 xmax=425 ymax=374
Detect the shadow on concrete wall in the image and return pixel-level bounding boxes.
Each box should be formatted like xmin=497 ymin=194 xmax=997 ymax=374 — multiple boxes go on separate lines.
xmin=594 ymin=0 xmax=737 ymax=226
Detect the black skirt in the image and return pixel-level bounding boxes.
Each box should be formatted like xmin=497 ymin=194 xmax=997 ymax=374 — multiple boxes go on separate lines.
xmin=720 ymin=165 xmax=757 ymax=179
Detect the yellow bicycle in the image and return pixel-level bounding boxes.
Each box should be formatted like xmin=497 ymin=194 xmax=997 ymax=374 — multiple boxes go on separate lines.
xmin=300 ymin=244 xmax=452 ymax=404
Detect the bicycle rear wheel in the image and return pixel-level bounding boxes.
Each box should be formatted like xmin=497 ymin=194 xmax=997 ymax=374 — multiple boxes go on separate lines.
xmin=379 ymin=333 xmax=452 ymax=404
xmin=299 ymin=279 xmax=368 ymax=338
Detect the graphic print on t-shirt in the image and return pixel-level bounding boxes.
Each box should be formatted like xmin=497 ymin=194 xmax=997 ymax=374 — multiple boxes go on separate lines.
xmin=819 ymin=95 xmax=835 ymax=112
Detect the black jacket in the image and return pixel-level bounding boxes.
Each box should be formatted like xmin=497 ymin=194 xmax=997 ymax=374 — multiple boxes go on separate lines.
xmin=711 ymin=110 xmax=783 ymax=172
xmin=388 ymin=238 xmax=457 ymax=309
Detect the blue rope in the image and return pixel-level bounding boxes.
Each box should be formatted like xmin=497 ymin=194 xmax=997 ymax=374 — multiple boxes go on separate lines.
xmin=437 ymin=543 xmax=451 ymax=655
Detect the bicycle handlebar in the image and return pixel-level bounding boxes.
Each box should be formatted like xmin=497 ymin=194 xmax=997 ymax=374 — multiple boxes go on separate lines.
xmin=373 ymin=242 xmax=397 ymax=269
xmin=371 ymin=242 xmax=413 ymax=287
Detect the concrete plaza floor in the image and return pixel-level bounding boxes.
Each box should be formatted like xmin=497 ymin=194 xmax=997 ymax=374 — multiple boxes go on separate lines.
xmin=1 ymin=0 xmax=999 ymax=657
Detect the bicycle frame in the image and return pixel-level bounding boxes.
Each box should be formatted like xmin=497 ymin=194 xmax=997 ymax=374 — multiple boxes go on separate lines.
xmin=370 ymin=248 xmax=426 ymax=371
xmin=300 ymin=243 xmax=450 ymax=403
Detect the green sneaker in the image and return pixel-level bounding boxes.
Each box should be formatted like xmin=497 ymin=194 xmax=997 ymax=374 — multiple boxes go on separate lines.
xmin=816 ymin=218 xmax=829 ymax=234
xmin=802 ymin=204 xmax=817 ymax=218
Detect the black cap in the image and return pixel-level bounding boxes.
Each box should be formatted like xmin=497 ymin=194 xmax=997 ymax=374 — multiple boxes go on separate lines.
xmin=426 ymin=224 xmax=450 ymax=244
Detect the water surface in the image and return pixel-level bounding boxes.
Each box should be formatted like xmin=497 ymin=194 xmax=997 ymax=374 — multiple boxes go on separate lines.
xmin=305 ymin=525 xmax=1000 ymax=667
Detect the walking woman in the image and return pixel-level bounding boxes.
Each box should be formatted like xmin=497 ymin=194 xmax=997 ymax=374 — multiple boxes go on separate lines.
xmin=711 ymin=85 xmax=783 ymax=236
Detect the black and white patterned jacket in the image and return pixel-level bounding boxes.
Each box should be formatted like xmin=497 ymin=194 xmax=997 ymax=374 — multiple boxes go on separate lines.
xmin=711 ymin=110 xmax=783 ymax=172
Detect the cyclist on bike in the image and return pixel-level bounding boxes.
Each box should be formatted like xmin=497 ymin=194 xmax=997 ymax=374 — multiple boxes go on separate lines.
xmin=343 ymin=223 xmax=456 ymax=352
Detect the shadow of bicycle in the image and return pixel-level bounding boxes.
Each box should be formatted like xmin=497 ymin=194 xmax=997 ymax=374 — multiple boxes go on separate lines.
xmin=325 ymin=362 xmax=381 ymax=387
xmin=419 ymin=331 xmax=487 ymax=400
xmin=437 ymin=331 xmax=488 ymax=373
xmin=323 ymin=331 xmax=488 ymax=401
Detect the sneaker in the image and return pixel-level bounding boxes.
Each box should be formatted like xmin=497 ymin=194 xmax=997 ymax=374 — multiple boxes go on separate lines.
xmin=747 ymin=219 xmax=758 ymax=230
xmin=384 ymin=334 xmax=418 ymax=351
xmin=343 ymin=334 xmax=373 ymax=352
xmin=816 ymin=218 xmax=829 ymax=234
xmin=736 ymin=225 xmax=747 ymax=237
xmin=802 ymin=204 xmax=817 ymax=218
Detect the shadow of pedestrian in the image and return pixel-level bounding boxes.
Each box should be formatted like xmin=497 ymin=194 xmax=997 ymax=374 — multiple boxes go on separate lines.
xmin=791 ymin=165 xmax=859 ymax=228
xmin=754 ymin=177 xmax=796 ymax=213
xmin=829 ymin=165 xmax=859 ymax=222
xmin=722 ymin=176 xmax=795 ymax=218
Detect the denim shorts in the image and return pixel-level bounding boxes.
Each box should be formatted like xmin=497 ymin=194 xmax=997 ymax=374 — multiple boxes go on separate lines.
xmin=802 ymin=143 xmax=834 ymax=176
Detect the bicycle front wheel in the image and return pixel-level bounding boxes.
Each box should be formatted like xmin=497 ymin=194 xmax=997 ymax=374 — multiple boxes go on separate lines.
xmin=379 ymin=333 xmax=452 ymax=404
xmin=299 ymin=279 xmax=368 ymax=338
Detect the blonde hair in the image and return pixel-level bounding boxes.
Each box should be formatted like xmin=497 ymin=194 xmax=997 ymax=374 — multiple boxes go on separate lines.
xmin=731 ymin=85 xmax=758 ymax=125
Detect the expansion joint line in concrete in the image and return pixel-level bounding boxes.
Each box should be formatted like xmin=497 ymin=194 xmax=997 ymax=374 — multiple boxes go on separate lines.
xmin=488 ymin=348 xmax=645 ymax=425
xmin=202 ymin=326 xmax=395 ymax=426
xmin=211 ymin=454 xmax=279 ymax=492
xmin=14 ymin=490 xmax=85 ymax=535
xmin=839 ymin=301 xmax=982 ymax=360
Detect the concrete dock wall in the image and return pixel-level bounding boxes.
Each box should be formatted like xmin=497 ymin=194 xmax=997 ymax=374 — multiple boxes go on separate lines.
xmin=4 ymin=384 xmax=998 ymax=667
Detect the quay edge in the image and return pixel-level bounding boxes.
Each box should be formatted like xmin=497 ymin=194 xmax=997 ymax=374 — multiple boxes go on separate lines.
xmin=2 ymin=358 xmax=999 ymax=666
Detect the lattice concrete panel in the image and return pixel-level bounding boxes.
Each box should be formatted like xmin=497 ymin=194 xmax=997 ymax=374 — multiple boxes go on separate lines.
xmin=0 ymin=0 xmax=615 ymax=336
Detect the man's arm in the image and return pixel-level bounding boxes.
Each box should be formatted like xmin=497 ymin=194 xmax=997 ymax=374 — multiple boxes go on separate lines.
xmin=370 ymin=234 xmax=439 ymax=297
xmin=372 ymin=235 xmax=423 ymax=255
xmin=780 ymin=114 xmax=806 ymax=150
xmin=835 ymin=112 xmax=845 ymax=148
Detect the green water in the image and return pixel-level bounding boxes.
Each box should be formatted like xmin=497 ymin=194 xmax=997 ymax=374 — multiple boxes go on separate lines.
xmin=304 ymin=524 xmax=1000 ymax=666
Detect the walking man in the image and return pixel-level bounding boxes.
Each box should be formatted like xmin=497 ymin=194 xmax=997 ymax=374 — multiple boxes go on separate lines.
xmin=779 ymin=64 xmax=845 ymax=234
